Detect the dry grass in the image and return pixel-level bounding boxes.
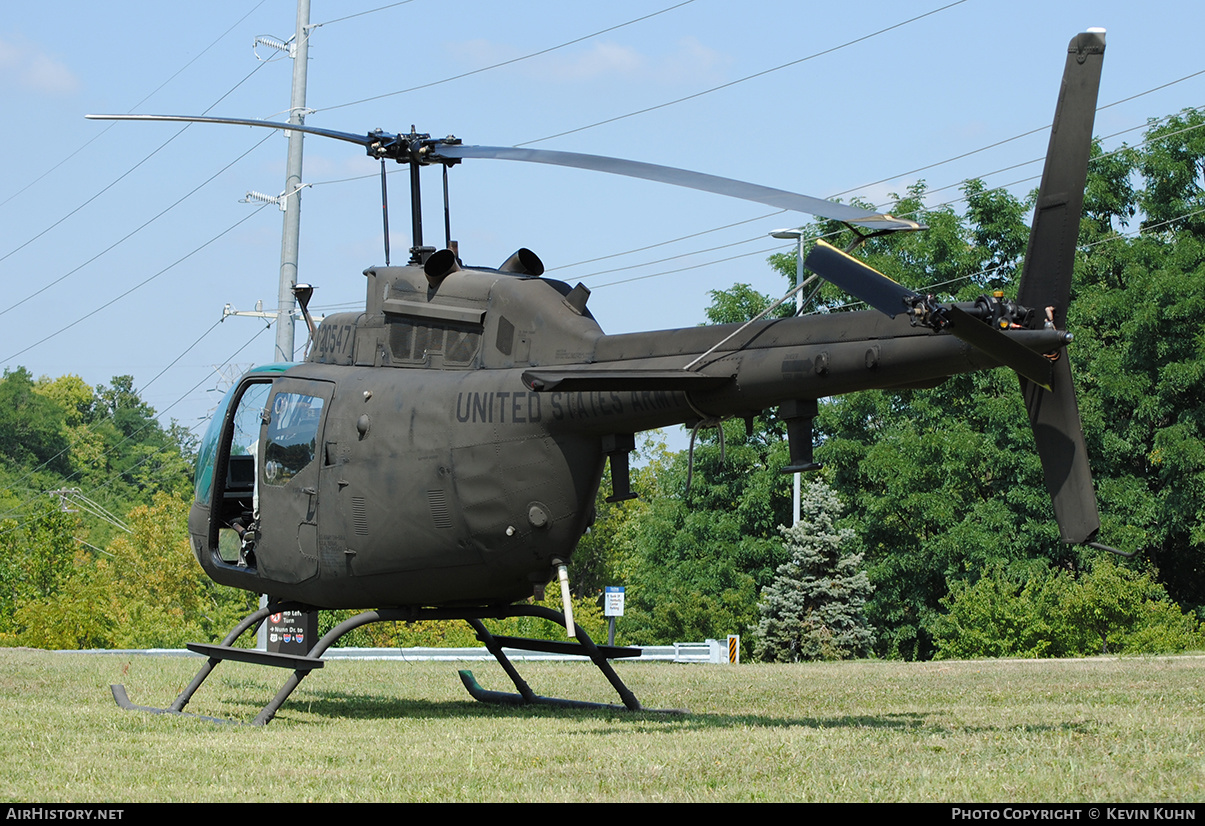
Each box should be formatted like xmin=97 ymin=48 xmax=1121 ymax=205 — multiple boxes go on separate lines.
xmin=0 ymin=648 xmax=1202 ymax=802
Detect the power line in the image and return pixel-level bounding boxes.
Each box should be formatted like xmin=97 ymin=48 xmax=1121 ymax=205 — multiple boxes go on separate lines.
xmin=138 ymin=317 xmax=226 ymax=395
xmin=0 ymin=134 xmax=275 ymax=321
xmin=574 ymin=104 xmax=1205 ymax=286
xmin=317 ymin=0 xmax=699 ymax=113
xmin=0 ymin=315 xmax=231 ymax=496
xmin=549 ymin=210 xmax=785 ymax=272
xmin=829 ymin=69 xmax=1205 ymax=202
xmin=3 ymin=201 xmax=273 ymax=362
xmin=311 ymin=0 xmax=420 ymax=28
xmin=299 ymin=83 xmax=1205 ymax=288
xmin=516 ymin=0 xmax=969 ymax=146
xmin=589 ymin=111 xmax=1205 ymax=290
xmin=0 ymin=60 xmax=273 ymax=273
xmin=0 ymin=0 xmax=272 ymax=213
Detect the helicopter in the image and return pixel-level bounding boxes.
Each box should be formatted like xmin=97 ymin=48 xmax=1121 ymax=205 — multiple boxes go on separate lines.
xmin=92 ymin=29 xmax=1110 ymax=725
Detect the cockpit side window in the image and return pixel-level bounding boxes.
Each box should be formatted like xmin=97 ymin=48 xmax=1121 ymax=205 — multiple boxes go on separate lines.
xmin=263 ymin=392 xmax=325 ymax=486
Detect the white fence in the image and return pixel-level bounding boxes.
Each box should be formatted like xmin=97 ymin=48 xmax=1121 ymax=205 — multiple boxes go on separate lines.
xmin=76 ymin=639 xmax=740 ymax=663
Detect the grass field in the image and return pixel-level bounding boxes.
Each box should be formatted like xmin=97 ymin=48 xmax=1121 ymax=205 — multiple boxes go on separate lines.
xmin=0 ymin=648 xmax=1202 ymax=802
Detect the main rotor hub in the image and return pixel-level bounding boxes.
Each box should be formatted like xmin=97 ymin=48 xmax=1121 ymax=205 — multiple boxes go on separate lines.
xmin=366 ymin=128 xmax=462 ymax=167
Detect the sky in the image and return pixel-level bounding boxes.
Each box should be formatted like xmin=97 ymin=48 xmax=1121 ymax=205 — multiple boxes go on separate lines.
xmin=0 ymin=0 xmax=1202 ymax=450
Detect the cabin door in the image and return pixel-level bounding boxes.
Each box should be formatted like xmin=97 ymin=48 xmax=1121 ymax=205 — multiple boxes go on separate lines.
xmin=254 ymin=377 xmax=333 ymax=585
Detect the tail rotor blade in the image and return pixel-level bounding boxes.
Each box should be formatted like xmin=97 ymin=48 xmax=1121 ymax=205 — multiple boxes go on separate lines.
xmin=1022 ymin=358 xmax=1100 ymax=544
xmin=943 ymin=305 xmax=1053 ymax=390
xmin=804 ymin=242 xmax=1056 ymax=388
xmin=802 ymin=240 xmax=918 ymax=317
xmin=1014 ymin=30 xmax=1107 ymax=545
xmin=1017 ymin=29 xmax=1106 ymax=326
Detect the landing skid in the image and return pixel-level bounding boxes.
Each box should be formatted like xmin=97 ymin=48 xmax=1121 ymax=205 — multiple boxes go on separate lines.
xmin=111 ymin=603 xmax=675 ymax=725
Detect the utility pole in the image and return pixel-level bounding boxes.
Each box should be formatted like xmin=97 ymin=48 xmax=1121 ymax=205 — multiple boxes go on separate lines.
xmin=257 ymin=0 xmax=311 ymax=651
xmin=274 ymin=0 xmax=311 ymax=364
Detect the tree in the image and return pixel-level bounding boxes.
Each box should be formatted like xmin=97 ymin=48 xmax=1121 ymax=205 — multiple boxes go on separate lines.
xmin=754 ymin=479 xmax=874 ymax=662
xmin=0 ymin=497 xmax=79 ymax=637
xmin=932 ymin=557 xmax=1203 ymax=658
xmin=616 ymin=417 xmax=792 ymax=651
xmin=0 ymin=368 xmax=69 ymax=474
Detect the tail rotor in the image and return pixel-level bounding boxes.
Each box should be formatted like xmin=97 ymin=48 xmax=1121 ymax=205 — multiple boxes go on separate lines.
xmin=1014 ymin=30 xmax=1106 ymax=546
xmin=803 ymin=31 xmax=1118 ymax=550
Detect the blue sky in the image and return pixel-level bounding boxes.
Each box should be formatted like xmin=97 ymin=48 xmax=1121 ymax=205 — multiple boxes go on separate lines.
xmin=1 ymin=0 xmax=1201 ymax=440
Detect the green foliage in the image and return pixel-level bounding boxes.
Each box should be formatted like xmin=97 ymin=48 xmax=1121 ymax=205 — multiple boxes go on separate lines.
xmin=751 ymin=117 xmax=1205 ymax=658
xmin=0 ymin=368 xmax=69 ymax=474
xmin=705 ymin=282 xmax=792 ymax=325
xmin=0 ymin=369 xmax=204 ymax=649
xmin=1136 ymin=110 xmax=1205 ymax=235
xmin=0 ymin=499 xmax=80 ymax=637
xmin=754 ymin=480 xmax=874 ymax=662
xmin=0 ymin=491 xmax=256 ymax=650
xmin=933 ymin=557 xmax=1204 ymax=659
xmin=615 ymin=421 xmax=792 ymax=653
xmin=101 ymin=492 xmax=257 ymax=648
xmin=566 ymin=442 xmax=666 ymax=598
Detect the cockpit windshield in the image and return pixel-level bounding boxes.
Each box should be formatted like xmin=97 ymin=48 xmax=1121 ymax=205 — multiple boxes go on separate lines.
xmin=194 ymin=364 xmax=291 ymax=504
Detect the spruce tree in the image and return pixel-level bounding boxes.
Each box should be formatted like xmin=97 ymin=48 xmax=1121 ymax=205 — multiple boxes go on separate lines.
xmin=754 ymin=479 xmax=874 ymax=661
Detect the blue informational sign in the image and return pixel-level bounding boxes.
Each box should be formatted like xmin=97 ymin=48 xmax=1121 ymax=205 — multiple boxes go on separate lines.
xmin=604 ymin=586 xmax=625 ymax=617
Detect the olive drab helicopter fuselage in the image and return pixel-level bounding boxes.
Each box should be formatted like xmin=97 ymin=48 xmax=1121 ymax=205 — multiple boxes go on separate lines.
xmin=190 ymin=249 xmax=1069 ymax=610
xmin=93 ymin=30 xmax=1115 ymax=723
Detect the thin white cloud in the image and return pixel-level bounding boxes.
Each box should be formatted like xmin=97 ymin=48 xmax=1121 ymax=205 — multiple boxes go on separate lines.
xmin=651 ymin=36 xmax=729 ymax=86
xmin=445 ymin=36 xmax=730 ymax=86
xmin=0 ymin=36 xmax=80 ymax=95
xmin=551 ymin=41 xmax=646 ymax=80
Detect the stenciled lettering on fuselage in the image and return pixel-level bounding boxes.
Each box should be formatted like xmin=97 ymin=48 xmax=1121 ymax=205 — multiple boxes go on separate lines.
xmin=454 ymin=389 xmax=681 ymax=424
xmin=315 ymin=323 xmax=355 ymax=360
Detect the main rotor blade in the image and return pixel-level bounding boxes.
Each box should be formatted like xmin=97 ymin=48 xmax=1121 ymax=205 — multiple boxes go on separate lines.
xmin=1022 ymin=358 xmax=1100 ymax=544
xmin=85 ymin=113 xmax=379 ymax=150
xmin=88 ymin=115 xmax=921 ymax=231
xmin=437 ymin=145 xmax=921 ymax=231
xmin=802 ymin=239 xmax=918 ymax=316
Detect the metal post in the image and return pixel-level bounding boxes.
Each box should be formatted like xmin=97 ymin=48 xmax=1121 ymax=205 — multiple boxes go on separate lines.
xmin=793 ymin=234 xmax=803 ymax=527
xmin=771 ymin=228 xmax=808 ymax=527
